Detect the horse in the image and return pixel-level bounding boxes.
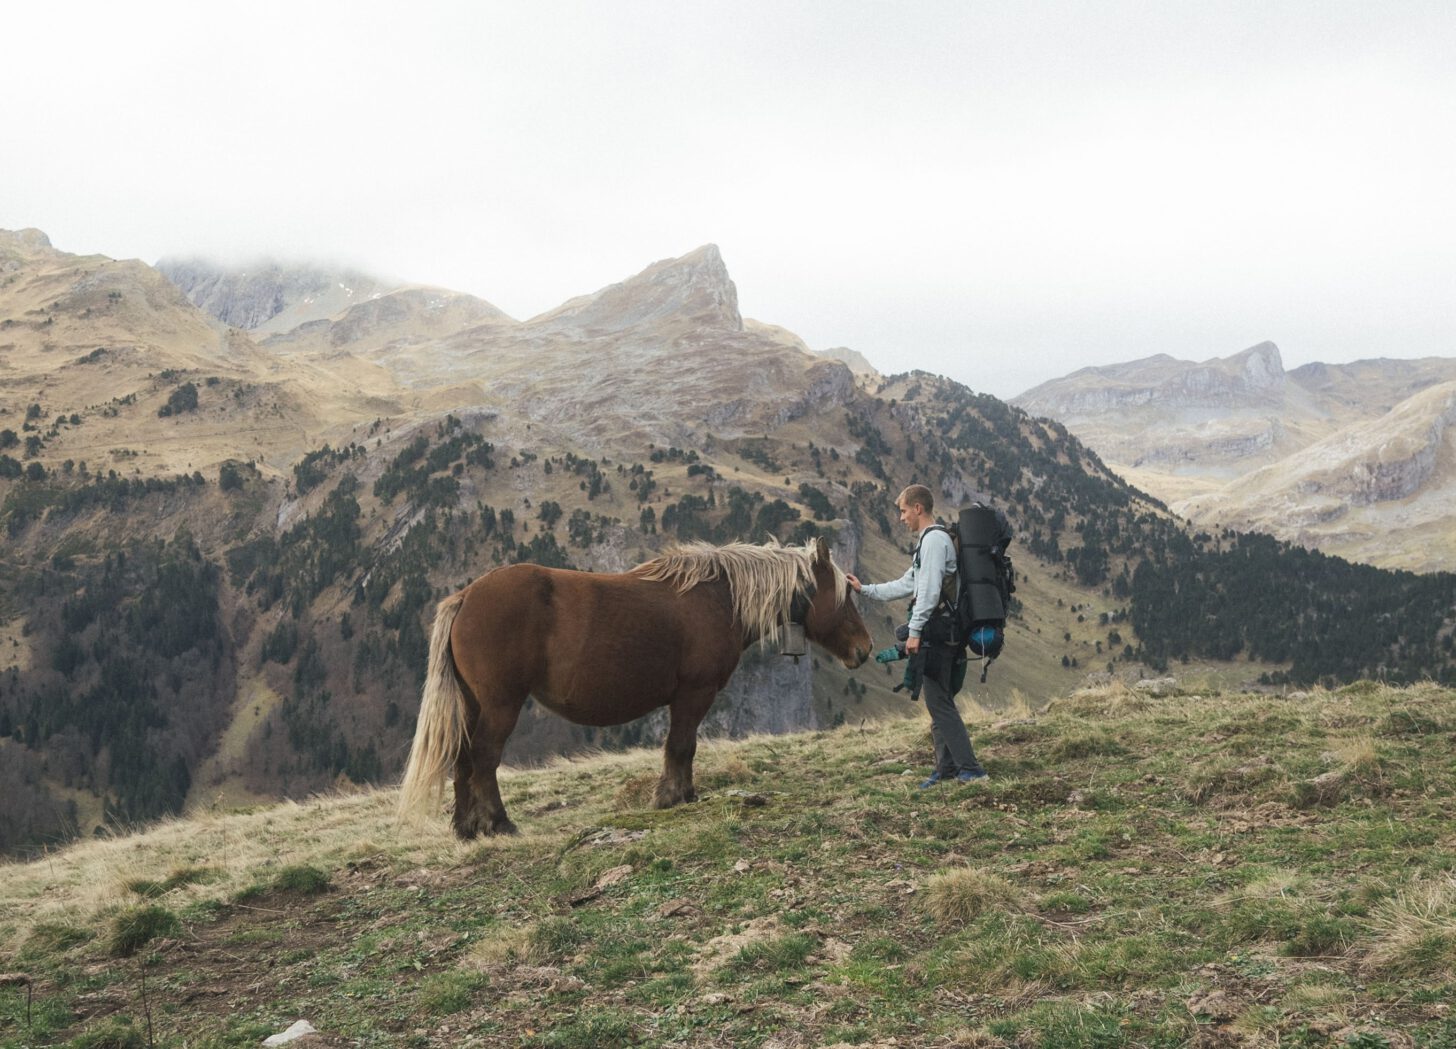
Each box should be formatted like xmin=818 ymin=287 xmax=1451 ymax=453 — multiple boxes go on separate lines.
xmin=398 ymin=536 xmax=872 ymax=837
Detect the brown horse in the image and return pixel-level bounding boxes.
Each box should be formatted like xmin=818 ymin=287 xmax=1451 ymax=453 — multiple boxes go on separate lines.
xmin=398 ymin=536 xmax=872 ymax=837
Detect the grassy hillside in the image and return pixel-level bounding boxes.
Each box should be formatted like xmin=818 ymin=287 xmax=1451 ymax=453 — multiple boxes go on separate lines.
xmin=5 ymin=682 xmax=1455 ymax=1048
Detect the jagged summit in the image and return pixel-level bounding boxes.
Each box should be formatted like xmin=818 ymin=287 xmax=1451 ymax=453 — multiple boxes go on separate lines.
xmin=157 ymin=257 xmax=401 ymax=334
xmin=525 ymin=243 xmax=742 ymax=335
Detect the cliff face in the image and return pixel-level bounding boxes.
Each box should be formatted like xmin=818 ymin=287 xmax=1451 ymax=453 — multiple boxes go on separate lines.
xmin=1207 ymin=382 xmax=1456 ymax=513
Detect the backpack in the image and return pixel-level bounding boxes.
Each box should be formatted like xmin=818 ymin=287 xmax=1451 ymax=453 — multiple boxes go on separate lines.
xmin=922 ymin=502 xmax=1016 ymax=681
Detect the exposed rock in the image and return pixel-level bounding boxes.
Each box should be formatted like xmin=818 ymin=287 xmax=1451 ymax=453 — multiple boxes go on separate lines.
xmin=0 ymin=227 xmax=52 ymax=253
xmin=816 ymin=345 xmax=879 ymax=377
xmin=263 ymin=1019 xmax=318 ymax=1045
xmin=157 ymin=257 xmax=399 ymax=334
xmin=525 ymin=244 xmax=741 ymax=335
xmin=1133 ymin=677 xmax=1178 ymax=696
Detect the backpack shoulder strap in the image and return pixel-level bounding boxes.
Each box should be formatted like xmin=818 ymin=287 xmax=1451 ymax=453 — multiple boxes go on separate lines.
xmin=915 ymin=524 xmax=958 ymax=611
xmin=915 ymin=523 xmax=953 ymax=555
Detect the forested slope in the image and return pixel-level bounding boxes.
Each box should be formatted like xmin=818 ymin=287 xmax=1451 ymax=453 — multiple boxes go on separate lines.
xmin=4 ymin=367 xmax=1454 ymax=858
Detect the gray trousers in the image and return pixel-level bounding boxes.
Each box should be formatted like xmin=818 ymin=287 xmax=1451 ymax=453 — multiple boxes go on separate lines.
xmin=923 ymin=672 xmax=984 ymax=775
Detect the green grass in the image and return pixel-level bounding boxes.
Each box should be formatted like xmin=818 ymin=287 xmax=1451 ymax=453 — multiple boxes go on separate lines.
xmin=62 ymin=1019 xmax=149 ymax=1049
xmin=5 ymin=682 xmax=1456 ymax=1047
xmin=270 ymin=864 xmax=330 ymax=895
xmin=107 ymin=905 xmax=180 ymax=958
xmin=125 ymin=865 xmax=218 ymax=899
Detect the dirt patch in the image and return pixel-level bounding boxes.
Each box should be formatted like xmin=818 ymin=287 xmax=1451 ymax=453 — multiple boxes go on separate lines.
xmin=690 ymin=916 xmax=788 ymax=978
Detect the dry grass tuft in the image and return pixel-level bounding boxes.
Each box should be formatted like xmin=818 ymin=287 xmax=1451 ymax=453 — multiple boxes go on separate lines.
xmin=1333 ymin=737 xmax=1384 ymax=778
xmin=612 ymin=772 xmax=659 ymax=811
xmin=1002 ymin=687 xmax=1044 ymax=719
xmin=1364 ymin=876 xmax=1456 ymax=978
xmin=461 ymin=923 xmax=536 ymax=970
xmin=1051 ymin=678 xmax=1163 ymax=717
xmin=1182 ymin=756 xmax=1283 ymax=807
xmin=1292 ymin=737 xmax=1389 ymax=808
xmin=1282 ymin=981 xmax=1352 ymax=1011
xmin=1217 ymin=869 xmax=1312 ymax=906
xmin=700 ymin=753 xmax=754 ymax=788
xmin=924 ymin=867 xmax=1024 ymax=924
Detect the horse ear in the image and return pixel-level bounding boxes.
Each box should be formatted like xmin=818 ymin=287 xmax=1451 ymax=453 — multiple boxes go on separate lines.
xmin=813 ymin=536 xmax=830 ymax=564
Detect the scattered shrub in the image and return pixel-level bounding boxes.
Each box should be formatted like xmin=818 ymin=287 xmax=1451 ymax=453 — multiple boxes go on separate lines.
xmin=158 ymin=382 xmax=199 ymax=417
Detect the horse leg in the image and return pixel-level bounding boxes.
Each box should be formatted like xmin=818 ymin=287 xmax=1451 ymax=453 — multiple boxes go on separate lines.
xmin=453 ymin=687 xmax=525 ymax=838
xmin=655 ymin=688 xmax=714 ymax=809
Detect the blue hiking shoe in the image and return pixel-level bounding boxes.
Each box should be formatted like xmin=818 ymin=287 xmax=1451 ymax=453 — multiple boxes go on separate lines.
xmin=956 ymin=770 xmax=989 ymax=784
xmin=919 ymin=770 xmax=951 ymax=789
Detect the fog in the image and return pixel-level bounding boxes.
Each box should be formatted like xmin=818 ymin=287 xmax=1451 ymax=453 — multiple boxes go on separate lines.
xmin=5 ymin=1 xmax=1453 ymax=397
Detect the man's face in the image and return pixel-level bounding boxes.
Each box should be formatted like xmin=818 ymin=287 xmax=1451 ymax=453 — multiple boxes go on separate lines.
xmin=896 ymin=500 xmax=922 ymax=531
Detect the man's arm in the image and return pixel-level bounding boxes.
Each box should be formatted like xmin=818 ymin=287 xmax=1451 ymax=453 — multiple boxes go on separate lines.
xmin=853 ymin=565 xmax=915 ymax=603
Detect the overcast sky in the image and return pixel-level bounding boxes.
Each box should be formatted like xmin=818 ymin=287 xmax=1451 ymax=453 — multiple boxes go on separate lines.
xmin=6 ymin=1 xmax=1454 ymax=398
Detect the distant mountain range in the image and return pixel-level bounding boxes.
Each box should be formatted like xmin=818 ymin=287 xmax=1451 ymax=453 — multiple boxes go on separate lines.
xmin=1014 ymin=342 xmax=1456 ymax=572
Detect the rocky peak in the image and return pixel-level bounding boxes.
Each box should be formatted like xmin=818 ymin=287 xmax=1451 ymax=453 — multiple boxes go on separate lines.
xmin=0 ymin=228 xmax=53 ymax=253
xmin=1227 ymin=341 xmax=1284 ymax=389
xmin=525 ymin=244 xmax=742 ymax=335
xmin=156 ymin=257 xmax=398 ymax=333
xmin=816 ymin=346 xmax=879 ymax=377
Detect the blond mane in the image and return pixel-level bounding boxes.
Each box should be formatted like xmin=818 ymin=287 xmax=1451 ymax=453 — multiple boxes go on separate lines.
xmin=631 ymin=540 xmax=847 ymax=645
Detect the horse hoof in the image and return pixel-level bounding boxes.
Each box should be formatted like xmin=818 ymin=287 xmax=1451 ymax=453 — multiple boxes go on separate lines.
xmin=653 ymin=788 xmax=696 ymax=809
xmin=488 ymin=819 xmax=519 ymax=836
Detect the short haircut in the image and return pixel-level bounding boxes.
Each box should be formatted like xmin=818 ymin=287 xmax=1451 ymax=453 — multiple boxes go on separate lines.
xmin=897 ymin=484 xmax=934 ymax=514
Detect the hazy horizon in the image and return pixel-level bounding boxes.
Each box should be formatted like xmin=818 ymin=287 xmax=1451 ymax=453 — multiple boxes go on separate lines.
xmin=6 ymin=1 xmax=1453 ymax=399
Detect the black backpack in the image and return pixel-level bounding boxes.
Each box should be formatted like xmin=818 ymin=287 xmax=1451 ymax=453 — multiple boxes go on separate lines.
xmin=922 ymin=503 xmax=1016 ymax=681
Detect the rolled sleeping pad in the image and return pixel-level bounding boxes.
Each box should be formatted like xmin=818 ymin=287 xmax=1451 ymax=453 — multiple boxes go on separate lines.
xmin=957 ymin=504 xmax=1012 ymax=622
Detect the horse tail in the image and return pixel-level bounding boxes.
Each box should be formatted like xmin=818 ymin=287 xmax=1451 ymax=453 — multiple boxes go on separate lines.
xmin=398 ymin=589 xmax=470 ymax=817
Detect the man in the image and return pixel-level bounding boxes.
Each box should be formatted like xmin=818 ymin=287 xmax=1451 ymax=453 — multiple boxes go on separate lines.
xmin=847 ymin=484 xmax=989 ymax=787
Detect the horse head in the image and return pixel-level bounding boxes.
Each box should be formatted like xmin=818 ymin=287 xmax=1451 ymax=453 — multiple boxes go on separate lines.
xmin=803 ymin=537 xmax=872 ymax=668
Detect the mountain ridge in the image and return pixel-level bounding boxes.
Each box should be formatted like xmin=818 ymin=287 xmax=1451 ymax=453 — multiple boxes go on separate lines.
xmin=156 ymin=257 xmax=402 ymax=335
xmin=1013 ymin=342 xmax=1456 ymax=570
